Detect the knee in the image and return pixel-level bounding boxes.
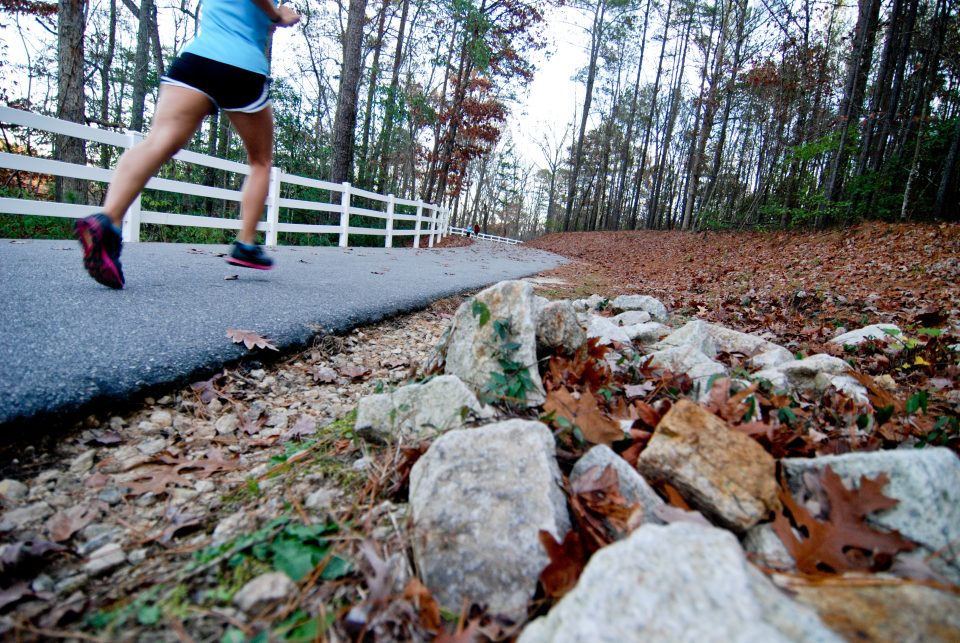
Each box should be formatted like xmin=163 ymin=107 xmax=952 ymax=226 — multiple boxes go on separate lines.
xmin=248 ymin=153 xmax=272 ymax=172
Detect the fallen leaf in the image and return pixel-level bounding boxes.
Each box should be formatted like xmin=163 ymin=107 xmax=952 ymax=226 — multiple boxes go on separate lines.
xmin=339 ymin=364 xmax=371 ymax=380
xmin=538 ymin=529 xmax=587 ymax=599
xmin=772 ymin=465 xmax=917 ymax=575
xmin=45 ymin=505 xmax=100 ymax=542
xmin=226 ymin=328 xmax=279 ymax=351
xmin=544 ymin=387 xmax=624 ymax=446
xmin=282 ymin=415 xmax=317 ymax=440
xmin=403 ymin=578 xmax=441 ymax=632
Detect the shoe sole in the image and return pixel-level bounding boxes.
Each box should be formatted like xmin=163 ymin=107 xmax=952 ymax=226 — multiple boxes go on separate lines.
xmin=75 ymin=217 xmax=124 ymax=289
xmin=227 ymin=257 xmax=273 ymax=270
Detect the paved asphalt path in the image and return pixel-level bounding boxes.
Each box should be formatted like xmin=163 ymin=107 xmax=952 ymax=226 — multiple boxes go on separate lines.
xmin=0 ymin=239 xmax=567 ymax=433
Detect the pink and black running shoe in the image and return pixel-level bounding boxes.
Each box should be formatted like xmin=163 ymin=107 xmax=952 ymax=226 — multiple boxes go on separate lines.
xmin=74 ymin=213 xmax=125 ymax=289
xmin=227 ymin=241 xmax=274 ymax=270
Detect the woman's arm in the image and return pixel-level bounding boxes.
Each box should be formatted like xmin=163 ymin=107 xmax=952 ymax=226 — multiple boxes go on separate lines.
xmin=252 ymin=0 xmax=300 ymax=27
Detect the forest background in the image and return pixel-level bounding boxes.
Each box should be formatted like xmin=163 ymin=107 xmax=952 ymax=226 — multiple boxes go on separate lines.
xmin=0 ymin=0 xmax=957 ymax=246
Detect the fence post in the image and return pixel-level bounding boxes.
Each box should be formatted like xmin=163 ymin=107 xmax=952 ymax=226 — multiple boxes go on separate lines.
xmin=339 ymin=181 xmax=351 ymax=248
xmin=265 ymin=166 xmax=281 ymax=247
xmin=384 ymin=194 xmax=395 ymax=248
xmin=413 ymin=200 xmax=423 ymax=249
xmin=122 ymin=130 xmax=144 ymax=243
xmin=427 ymin=205 xmax=435 ymax=248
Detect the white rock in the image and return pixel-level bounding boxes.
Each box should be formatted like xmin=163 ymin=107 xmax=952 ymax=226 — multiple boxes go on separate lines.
xmin=586 ymin=315 xmax=634 ymax=347
xmin=69 ymin=449 xmax=96 ymax=474
xmin=610 ymin=310 xmax=651 ymax=326
xmin=519 ymin=524 xmax=840 ymax=643
xmin=0 ymin=501 xmax=54 ymax=530
xmin=211 ymin=510 xmax=257 ymax=547
xmin=410 ymin=420 xmax=570 ymax=617
xmin=0 ymin=479 xmax=28 ymax=502
xmin=150 ymin=410 xmax=173 ymax=428
xmin=83 ymin=543 xmax=126 ymax=576
xmin=233 ymin=572 xmax=296 ymax=613
xmin=647 ymin=344 xmax=727 ymax=382
xmin=830 ymin=324 xmax=901 ymax=346
xmin=443 ymin=281 xmax=545 ymax=406
xmin=610 ymin=295 xmax=669 ymax=322
xmin=215 ymin=414 xmax=240 ymax=435
xmin=355 ymin=375 xmax=494 ymax=444
xmin=137 ymin=438 xmax=168 ymax=456
xmin=622 ymin=321 xmax=671 ymax=345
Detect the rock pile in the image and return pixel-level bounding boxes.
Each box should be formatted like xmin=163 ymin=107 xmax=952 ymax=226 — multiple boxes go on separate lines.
xmin=353 ymin=279 xmax=960 ymax=640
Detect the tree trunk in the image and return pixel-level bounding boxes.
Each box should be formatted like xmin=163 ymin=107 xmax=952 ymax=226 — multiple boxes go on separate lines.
xmin=933 ymin=116 xmax=959 ymax=219
xmin=563 ymin=0 xmax=607 ymax=231
xmin=130 ymin=0 xmax=156 ymax=132
xmin=818 ymin=0 xmax=881 ymax=226
xmin=357 ymin=0 xmax=390 ymax=188
xmin=331 ymin=0 xmax=369 ymax=184
xmin=99 ymin=0 xmax=117 ymax=169
xmin=56 ymin=0 xmax=87 ymax=203
xmin=375 ymin=0 xmax=410 ymax=193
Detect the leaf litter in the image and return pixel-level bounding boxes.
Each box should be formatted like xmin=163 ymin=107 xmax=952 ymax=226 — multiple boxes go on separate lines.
xmin=3 ymin=225 xmax=959 ymax=640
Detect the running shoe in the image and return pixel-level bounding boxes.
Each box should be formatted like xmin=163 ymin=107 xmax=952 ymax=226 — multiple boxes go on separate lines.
xmin=74 ymin=213 xmax=125 ymax=289
xmin=227 ymin=241 xmax=274 ymax=270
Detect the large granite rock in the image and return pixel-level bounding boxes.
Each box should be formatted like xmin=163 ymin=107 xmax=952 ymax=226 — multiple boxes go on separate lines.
xmin=830 ymin=324 xmax=901 ymax=346
xmin=444 ymin=281 xmax=545 ymax=406
xmin=409 ymin=420 xmax=569 ymax=617
xmin=354 ymin=375 xmax=493 ymax=444
xmin=782 ymin=448 xmax=960 ymax=585
xmin=570 ymin=445 xmax=665 ymax=527
xmin=518 ymin=523 xmax=840 ymax=643
xmin=637 ymin=400 xmax=780 ymax=532
xmin=610 ymin=295 xmax=669 ymax=323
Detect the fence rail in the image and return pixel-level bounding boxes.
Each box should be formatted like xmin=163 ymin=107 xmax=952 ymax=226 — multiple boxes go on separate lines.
xmin=448 ymin=226 xmax=522 ymax=245
xmin=0 ymin=105 xmax=449 ymax=249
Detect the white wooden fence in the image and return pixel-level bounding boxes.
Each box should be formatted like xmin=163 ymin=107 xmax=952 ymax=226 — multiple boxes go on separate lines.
xmin=0 ymin=105 xmax=450 ymax=248
xmin=448 ymin=226 xmax=522 ymax=245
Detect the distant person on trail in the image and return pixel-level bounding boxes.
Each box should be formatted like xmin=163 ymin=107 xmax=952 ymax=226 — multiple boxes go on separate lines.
xmin=473 ymin=223 xmax=480 ymax=237
xmin=74 ymin=0 xmax=300 ymax=289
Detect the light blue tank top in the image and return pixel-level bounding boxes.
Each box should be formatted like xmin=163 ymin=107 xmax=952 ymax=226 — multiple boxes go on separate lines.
xmin=182 ymin=0 xmax=274 ymax=76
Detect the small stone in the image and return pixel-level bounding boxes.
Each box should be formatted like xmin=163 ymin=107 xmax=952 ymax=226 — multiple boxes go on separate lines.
xmin=137 ymin=420 xmax=160 ymax=434
xmin=215 ymin=414 xmax=240 ymax=435
xmin=54 ymin=573 xmax=88 ymax=595
xmin=249 ymin=369 xmax=266 ymax=381
xmin=0 ymin=479 xmax=28 ymax=502
xmin=78 ymin=524 xmax=121 ymax=556
xmin=610 ymin=294 xmax=669 ymax=322
xmin=233 ymin=572 xmax=296 ymax=613
xmin=69 ymin=449 xmax=96 ymax=474
xmin=265 ymin=411 xmax=288 ymax=428
xmin=97 ymin=488 xmax=123 ymax=506
xmin=150 ymin=410 xmax=173 ymax=428
xmin=352 ymin=457 xmax=372 ymax=471
xmin=212 ymin=510 xmax=256 ymax=547
xmin=170 ymin=488 xmax=199 ymax=505
xmin=0 ymin=501 xmax=54 ymax=530
xmin=194 ymin=480 xmax=215 ymax=494
xmin=109 ymin=416 xmax=125 ymax=430
xmin=207 ymin=399 xmax=224 ymax=414
xmin=83 ymin=543 xmax=126 ymax=575
xmin=157 ymin=395 xmax=173 ymax=405
xmin=31 ymin=575 xmax=54 ymax=593
xmin=611 ymin=310 xmax=651 ymax=326
xmin=128 ymin=548 xmax=148 ymax=565
xmin=261 ymin=376 xmax=277 ymax=387
xmin=137 ymin=438 xmax=168 ymax=456
xmin=35 ymin=470 xmax=59 ymax=486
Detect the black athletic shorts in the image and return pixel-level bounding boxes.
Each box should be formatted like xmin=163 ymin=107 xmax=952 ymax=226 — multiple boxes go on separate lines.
xmin=161 ymin=53 xmax=271 ymax=113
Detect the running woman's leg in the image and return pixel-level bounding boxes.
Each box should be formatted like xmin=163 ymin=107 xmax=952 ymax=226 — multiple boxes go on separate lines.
xmin=101 ymin=85 xmax=212 ymax=226
xmin=226 ymin=105 xmax=274 ymax=246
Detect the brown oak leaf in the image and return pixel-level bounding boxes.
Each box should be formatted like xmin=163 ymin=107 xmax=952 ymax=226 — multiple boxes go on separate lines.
xmin=226 ymin=328 xmax=278 ymax=351
xmin=45 ymin=505 xmax=100 ymax=542
xmin=544 ymin=386 xmax=624 ymax=446
xmin=772 ymin=465 xmax=917 ymax=575
xmin=339 ymin=364 xmax=371 ymax=380
xmin=538 ymin=529 xmax=587 ymax=599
